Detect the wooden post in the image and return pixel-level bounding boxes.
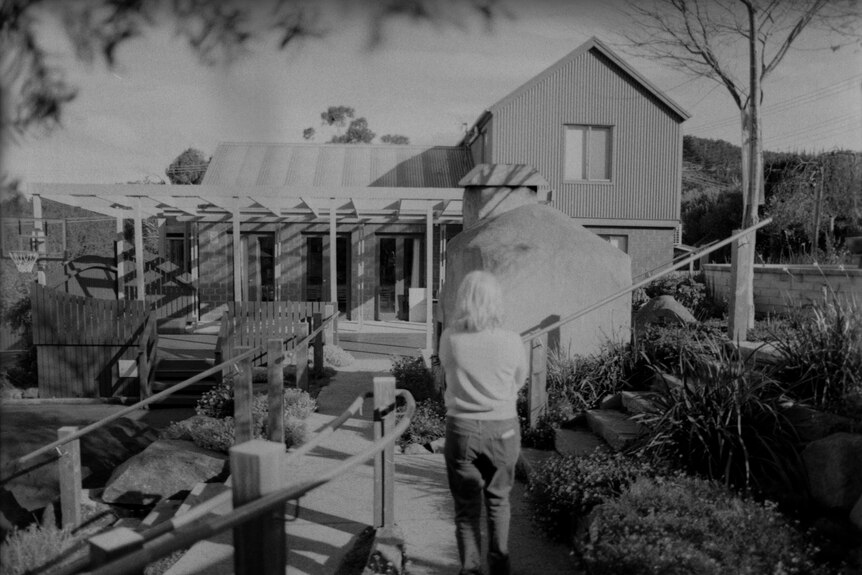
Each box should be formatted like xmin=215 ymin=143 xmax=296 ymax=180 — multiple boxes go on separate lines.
xmin=728 ymin=229 xmax=754 ymax=342
xmin=267 ymin=339 xmax=285 ymax=445
xmin=425 ymin=205 xmax=434 ymax=353
xmin=89 ymin=527 xmax=144 ymax=573
xmin=116 ymin=216 xmax=126 ymax=299
xmin=133 ymin=198 xmax=145 ymax=301
xmin=373 ymin=376 xmax=396 ymax=529
xmin=527 ymin=334 xmax=548 ymax=430
xmin=234 ymin=347 xmax=254 ymax=444
xmin=312 ymin=312 xmax=324 ymax=377
xmin=138 ymin=334 xmax=151 ymax=402
xmin=231 ymin=440 xmax=286 ymax=575
xmin=233 ymin=206 xmax=243 ymax=303
xmin=32 ymin=194 xmax=46 ymax=286
xmin=58 ymin=426 xmax=81 ymax=528
xmin=323 ymin=302 xmax=336 ymax=346
xmin=329 ymin=200 xmax=338 ymax=307
xmin=295 ymin=321 xmax=309 ymax=391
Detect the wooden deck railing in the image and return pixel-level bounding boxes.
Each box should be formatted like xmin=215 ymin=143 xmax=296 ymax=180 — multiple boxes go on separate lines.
xmin=35 ymin=378 xmax=414 ymax=575
xmin=519 ymin=219 xmax=774 ymax=429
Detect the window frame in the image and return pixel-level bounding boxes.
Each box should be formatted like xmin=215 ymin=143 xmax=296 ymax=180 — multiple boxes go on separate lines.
xmin=563 ymin=124 xmax=613 ymax=183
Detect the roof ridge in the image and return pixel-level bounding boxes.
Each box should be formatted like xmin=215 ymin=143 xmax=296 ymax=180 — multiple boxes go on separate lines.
xmin=214 ymin=141 xmax=466 ymax=150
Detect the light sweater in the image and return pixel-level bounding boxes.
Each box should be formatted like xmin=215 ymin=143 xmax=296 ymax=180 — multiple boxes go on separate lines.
xmin=438 ymin=327 xmax=528 ymax=420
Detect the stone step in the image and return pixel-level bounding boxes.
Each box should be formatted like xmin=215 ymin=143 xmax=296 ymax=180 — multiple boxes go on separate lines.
xmin=585 ymin=409 xmax=644 ymax=452
xmin=515 ymin=447 xmax=558 ymax=482
xmin=651 ymin=371 xmax=683 ymax=393
xmin=621 ymin=391 xmax=660 ymax=416
xmin=554 ymin=428 xmax=609 ymax=458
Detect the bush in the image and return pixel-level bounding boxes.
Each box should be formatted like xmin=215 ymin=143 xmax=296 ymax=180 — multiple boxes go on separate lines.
xmin=637 ymin=272 xmax=720 ymax=318
xmin=526 ymin=450 xmax=658 ymax=542
xmin=185 ymin=416 xmax=238 ymax=453
xmin=0 ymin=295 xmax=37 ymax=389
xmin=636 ymin=321 xmax=726 ymax=375
xmin=390 ymin=356 xmax=440 ymax=403
xmin=583 ymin=475 xmax=822 ymax=575
xmin=195 ymin=379 xmax=235 ymax=419
xmin=772 ymin=293 xmax=862 ymax=416
xmin=0 ymin=523 xmax=78 ymax=575
xmin=197 ymin=382 xmax=317 ymax=421
xmin=546 ymin=341 xmax=634 ymax=416
xmin=397 ymin=398 xmax=446 ymax=448
xmin=635 ymin=339 xmax=802 ymax=495
xmin=323 ymin=345 xmax=354 ymax=367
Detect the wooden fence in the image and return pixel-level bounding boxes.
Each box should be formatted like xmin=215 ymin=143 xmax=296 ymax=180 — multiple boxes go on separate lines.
xmin=30 ymin=283 xmax=154 ymax=398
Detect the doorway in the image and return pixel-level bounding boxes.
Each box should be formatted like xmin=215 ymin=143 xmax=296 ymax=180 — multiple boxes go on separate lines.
xmin=305 ymin=235 xmax=350 ymax=315
xmin=377 ymin=235 xmax=424 ymax=321
xmin=241 ymin=233 xmax=275 ymax=301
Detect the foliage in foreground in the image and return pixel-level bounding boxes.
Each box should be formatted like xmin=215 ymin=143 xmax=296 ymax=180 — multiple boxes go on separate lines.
xmin=772 ymin=293 xmax=862 ymax=416
xmin=397 ymin=398 xmax=446 ymax=449
xmin=526 ymin=450 xmax=658 ymax=542
xmin=584 ymin=475 xmax=823 ymax=575
xmin=390 ymin=356 xmax=441 ymax=403
xmin=635 ymin=338 xmax=801 ymax=495
xmin=0 ymin=523 xmax=77 ymax=575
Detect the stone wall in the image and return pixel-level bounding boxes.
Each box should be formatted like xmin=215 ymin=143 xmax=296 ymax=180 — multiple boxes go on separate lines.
xmin=704 ymin=264 xmax=862 ymax=315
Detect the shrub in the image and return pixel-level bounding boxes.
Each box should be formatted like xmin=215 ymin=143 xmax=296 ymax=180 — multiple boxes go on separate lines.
xmin=636 ymin=320 xmax=726 ymax=376
xmin=323 ymin=345 xmax=354 ymax=367
xmin=583 ymin=475 xmax=822 ymax=575
xmin=390 ymin=356 xmax=439 ymax=403
xmin=197 ymin=382 xmax=317 ymax=421
xmin=0 ymin=295 xmax=37 ymax=389
xmin=635 ymin=339 xmax=802 ymax=495
xmin=185 ymin=416 xmax=237 ymax=453
xmin=638 ymin=271 xmax=719 ymax=318
xmin=772 ymin=293 xmax=862 ymax=416
xmin=0 ymin=523 xmax=78 ymax=575
xmin=526 ymin=450 xmax=658 ymax=542
xmin=546 ymin=341 xmax=634 ymax=415
xmin=397 ymin=398 xmax=446 ymax=448
xmin=195 ymin=379 xmax=235 ymax=419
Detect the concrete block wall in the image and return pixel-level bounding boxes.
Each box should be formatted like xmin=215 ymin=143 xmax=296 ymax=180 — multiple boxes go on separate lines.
xmin=586 ymin=226 xmax=675 ymax=280
xmin=704 ymin=264 xmax=862 ymax=316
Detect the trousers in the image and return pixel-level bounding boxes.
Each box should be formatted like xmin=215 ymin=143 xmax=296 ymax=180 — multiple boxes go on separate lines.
xmin=444 ymin=416 xmax=520 ymax=575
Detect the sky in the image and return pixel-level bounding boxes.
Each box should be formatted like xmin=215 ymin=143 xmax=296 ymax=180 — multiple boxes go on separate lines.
xmin=3 ymin=0 xmax=861 ymax=185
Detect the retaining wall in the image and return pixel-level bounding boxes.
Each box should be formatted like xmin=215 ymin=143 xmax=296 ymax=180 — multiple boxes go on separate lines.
xmin=704 ymin=264 xmax=862 ymax=315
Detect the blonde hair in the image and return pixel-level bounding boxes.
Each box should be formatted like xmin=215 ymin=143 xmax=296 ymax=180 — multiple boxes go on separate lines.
xmin=452 ymin=270 xmax=505 ymax=332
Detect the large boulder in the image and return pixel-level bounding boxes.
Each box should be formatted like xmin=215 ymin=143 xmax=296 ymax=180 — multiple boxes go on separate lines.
xmin=634 ymin=295 xmax=697 ymax=332
xmin=851 ymin=495 xmax=862 ymax=532
xmin=802 ymin=432 xmax=862 ymax=511
xmin=101 ymin=439 xmax=228 ymax=506
xmin=80 ymin=417 xmax=159 ymax=484
xmin=442 ymin=203 xmax=631 ymax=356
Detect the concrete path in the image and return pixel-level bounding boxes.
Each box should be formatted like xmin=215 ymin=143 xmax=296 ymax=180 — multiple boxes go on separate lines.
xmin=167 ymin=357 xmax=575 ymax=574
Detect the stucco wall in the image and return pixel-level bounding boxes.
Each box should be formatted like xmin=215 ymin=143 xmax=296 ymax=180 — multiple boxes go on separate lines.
xmin=704 ymin=264 xmax=862 ymax=315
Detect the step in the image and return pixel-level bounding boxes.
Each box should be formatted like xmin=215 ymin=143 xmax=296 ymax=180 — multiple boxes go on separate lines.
xmin=515 ymin=447 xmax=558 ymax=482
xmin=554 ymin=428 xmax=609 ymax=458
xmin=621 ymin=391 xmax=660 ymax=416
xmin=584 ymin=409 xmax=644 ymax=452
xmin=651 ymin=371 xmax=683 ymax=393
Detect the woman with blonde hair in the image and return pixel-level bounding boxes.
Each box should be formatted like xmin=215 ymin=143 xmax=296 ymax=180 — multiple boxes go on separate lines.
xmin=439 ymin=270 xmax=527 ymax=575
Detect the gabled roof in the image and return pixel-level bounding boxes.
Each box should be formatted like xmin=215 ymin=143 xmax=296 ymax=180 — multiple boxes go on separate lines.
xmin=462 ymin=36 xmax=689 ymax=146
xmin=490 ymin=37 xmax=690 ymax=121
xmin=203 ymin=142 xmax=473 ymax=188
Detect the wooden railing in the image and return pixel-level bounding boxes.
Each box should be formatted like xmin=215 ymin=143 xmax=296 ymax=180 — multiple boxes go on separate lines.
xmin=33 ymin=377 xmax=414 ymax=575
xmin=519 ymin=219 xmax=774 ymax=429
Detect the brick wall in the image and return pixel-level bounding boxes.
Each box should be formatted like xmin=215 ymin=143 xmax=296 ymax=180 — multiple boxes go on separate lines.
xmin=586 ymin=226 xmax=675 ymax=280
xmin=704 ymin=264 xmax=862 ymax=315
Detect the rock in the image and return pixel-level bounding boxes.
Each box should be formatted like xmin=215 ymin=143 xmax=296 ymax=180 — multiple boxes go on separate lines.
xmin=403 ymin=443 xmax=431 ymax=455
xmin=22 ymin=387 xmax=39 ymax=398
xmin=0 ymin=487 xmax=36 ymax=539
xmin=101 ymin=439 xmax=228 ymax=506
xmin=802 ymin=432 xmax=862 ymax=511
xmin=599 ymin=394 xmax=622 ymax=410
xmin=555 ymin=428 xmax=608 ymax=457
xmin=80 ymin=417 xmax=159 ymax=484
xmin=782 ymin=404 xmax=857 ymax=443
xmin=427 ymin=438 xmax=446 ymax=454
xmin=851 ymin=495 xmax=862 ymax=532
xmin=634 ymin=295 xmax=697 ymax=332
xmin=443 ymin=202 xmax=631 ymax=357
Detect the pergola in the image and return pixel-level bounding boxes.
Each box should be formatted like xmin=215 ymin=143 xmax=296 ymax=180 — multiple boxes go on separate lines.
xmin=26 ymin=183 xmax=466 ymax=349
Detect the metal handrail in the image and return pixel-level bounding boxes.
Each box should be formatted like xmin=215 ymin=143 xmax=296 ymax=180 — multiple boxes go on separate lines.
xmin=520 ymin=218 xmax=772 ymax=343
xmin=135 ymin=391 xmax=369 ymax=543
xmin=79 ymin=389 xmax=416 ymax=575
xmin=0 ymin=345 xmax=260 ymax=481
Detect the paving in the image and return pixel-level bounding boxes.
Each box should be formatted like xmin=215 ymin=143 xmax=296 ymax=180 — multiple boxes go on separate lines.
xmin=167 ymin=352 xmax=577 ymax=574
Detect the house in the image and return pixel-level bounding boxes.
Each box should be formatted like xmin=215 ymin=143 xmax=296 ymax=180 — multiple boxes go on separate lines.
xmin=462 ymin=37 xmax=689 ymax=279
xmin=23 ymin=37 xmax=687 ymax=338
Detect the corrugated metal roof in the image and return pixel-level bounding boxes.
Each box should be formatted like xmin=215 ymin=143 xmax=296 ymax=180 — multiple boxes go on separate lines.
xmin=203 ymin=142 xmax=473 ymax=188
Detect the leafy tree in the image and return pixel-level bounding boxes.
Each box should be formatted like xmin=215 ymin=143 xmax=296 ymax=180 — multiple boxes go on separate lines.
xmin=381 ymin=134 xmax=410 ymax=145
xmin=303 ymin=105 xmax=409 ymax=144
xmin=2 ymin=1 xmax=500 ymax=138
xmin=166 ymin=148 xmax=210 ymax=184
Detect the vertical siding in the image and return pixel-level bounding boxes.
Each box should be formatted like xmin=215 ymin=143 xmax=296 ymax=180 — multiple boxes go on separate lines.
xmin=491 ymin=49 xmax=682 ymax=221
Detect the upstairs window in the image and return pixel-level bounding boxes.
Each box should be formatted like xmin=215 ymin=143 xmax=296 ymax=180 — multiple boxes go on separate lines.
xmin=564 ymin=125 xmax=612 ymax=181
